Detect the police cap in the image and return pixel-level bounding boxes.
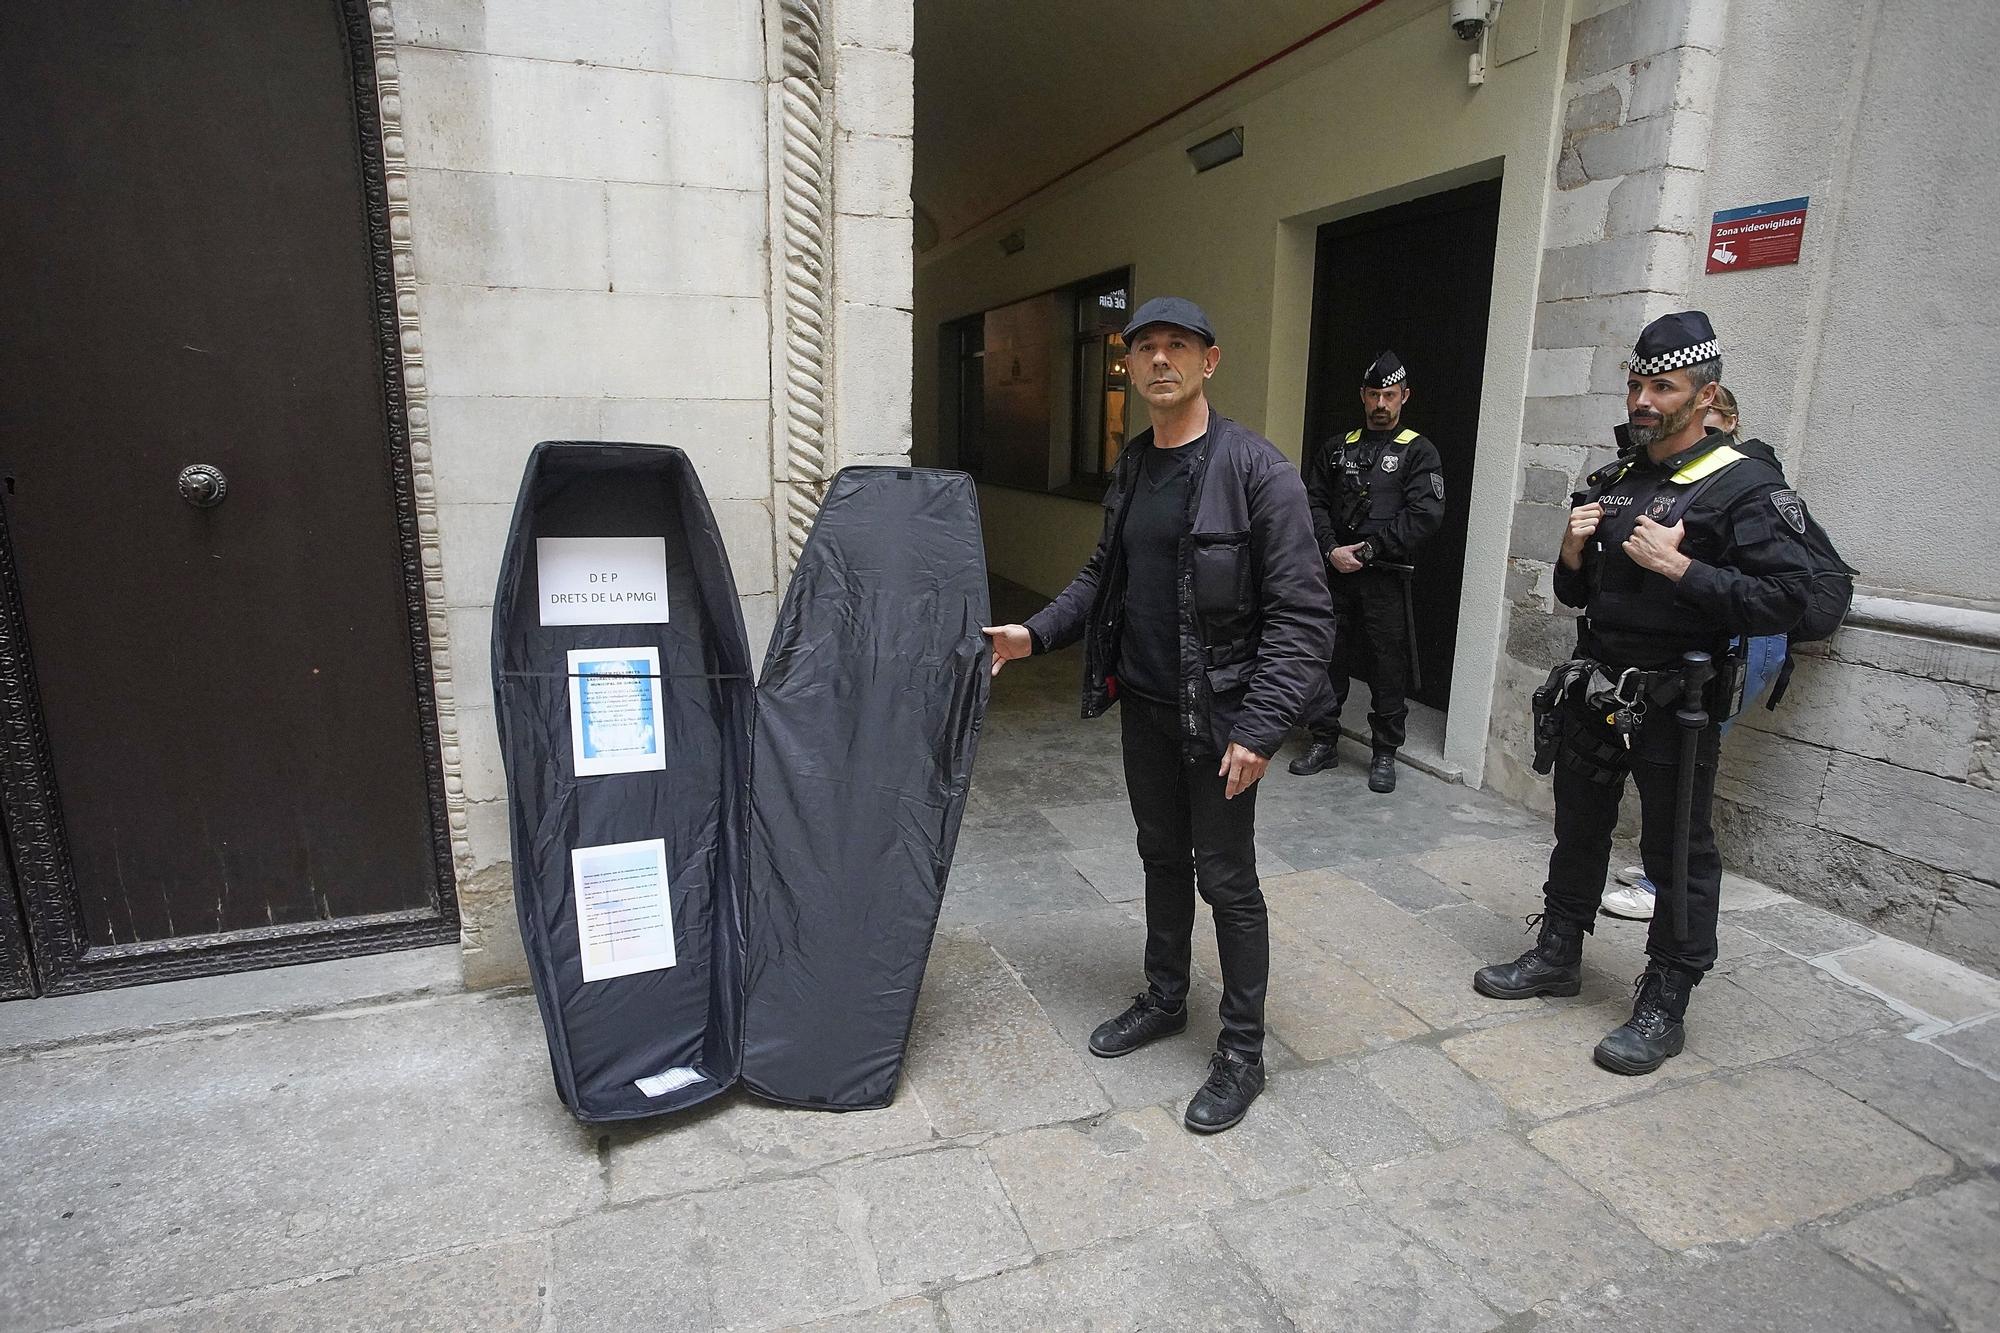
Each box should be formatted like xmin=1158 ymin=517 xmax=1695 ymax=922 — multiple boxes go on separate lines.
xmin=1362 ymin=350 xmax=1407 ymax=388
xmin=1627 ymin=311 xmax=1720 ymax=376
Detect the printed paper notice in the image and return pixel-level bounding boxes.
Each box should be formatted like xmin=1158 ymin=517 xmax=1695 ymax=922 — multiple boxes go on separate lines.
xmin=572 ymin=839 xmax=676 ymax=982
xmin=537 ymin=536 xmax=671 ymax=626
xmin=567 ymin=647 xmax=666 ymax=777
xmin=635 ymin=1066 xmax=707 ymax=1098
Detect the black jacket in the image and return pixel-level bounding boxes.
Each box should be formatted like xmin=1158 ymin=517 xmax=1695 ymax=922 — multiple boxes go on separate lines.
xmin=1303 ymin=427 xmax=1445 ymax=564
xmin=1556 ymin=428 xmax=1811 ymax=668
xmin=1024 ymin=413 xmax=1333 ymax=758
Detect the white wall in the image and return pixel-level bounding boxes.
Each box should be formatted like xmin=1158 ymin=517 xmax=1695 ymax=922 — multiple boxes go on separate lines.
xmin=1685 ymin=0 xmax=2000 ymax=974
xmin=914 ymin=0 xmax=1571 ymax=777
xmin=1689 ymin=0 xmax=2000 ymax=605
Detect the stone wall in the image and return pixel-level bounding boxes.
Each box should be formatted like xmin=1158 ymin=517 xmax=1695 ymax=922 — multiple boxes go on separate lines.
xmin=1492 ymin=0 xmax=2000 ymax=978
xmin=774 ymin=0 xmax=916 ymax=565
xmin=387 ymin=0 xmax=914 ymax=986
xmin=1489 ymin=0 xmax=1726 ymax=810
xmin=1716 ymin=615 xmax=2000 ymax=974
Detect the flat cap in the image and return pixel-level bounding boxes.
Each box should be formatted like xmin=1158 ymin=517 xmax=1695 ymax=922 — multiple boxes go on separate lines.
xmin=1121 ymin=295 xmax=1215 ymax=345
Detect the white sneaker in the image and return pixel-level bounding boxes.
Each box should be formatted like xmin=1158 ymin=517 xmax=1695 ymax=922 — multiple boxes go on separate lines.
xmin=1612 ymin=864 xmax=1646 ymax=887
xmin=1602 ymin=880 xmax=1656 ymax=921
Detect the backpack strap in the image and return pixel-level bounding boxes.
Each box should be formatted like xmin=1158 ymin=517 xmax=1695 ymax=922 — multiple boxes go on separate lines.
xmin=1671 ymin=442 xmax=1745 ymax=483
xmin=1767 ymin=653 xmax=1798 ymax=709
xmin=1650 ymin=444 xmax=1748 ymax=526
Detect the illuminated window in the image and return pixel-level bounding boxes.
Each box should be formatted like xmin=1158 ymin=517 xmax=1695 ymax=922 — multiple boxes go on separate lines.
xmin=1070 ymin=274 xmax=1129 ymax=487
xmin=937 ymin=267 xmax=1131 ymax=499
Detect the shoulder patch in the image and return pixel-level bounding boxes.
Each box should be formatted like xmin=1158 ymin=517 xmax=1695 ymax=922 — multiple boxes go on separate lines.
xmin=1395 ymin=429 xmax=1420 ymax=444
xmin=1345 ymin=429 xmax=1362 ymax=444
xmin=1430 ymin=473 xmax=1444 ymax=501
xmin=1769 ymin=488 xmax=1807 ymax=535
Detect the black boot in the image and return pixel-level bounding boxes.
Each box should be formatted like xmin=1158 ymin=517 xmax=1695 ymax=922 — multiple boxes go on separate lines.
xmin=1367 ymin=748 xmax=1398 ymax=792
xmin=1472 ymin=913 xmax=1585 ymax=999
xmin=1088 ymin=992 xmax=1188 ymax=1058
xmin=1594 ymin=965 xmax=1695 ymax=1075
xmin=1288 ymin=741 xmax=1340 ymax=775
xmin=1183 ymin=1048 xmax=1265 ymax=1133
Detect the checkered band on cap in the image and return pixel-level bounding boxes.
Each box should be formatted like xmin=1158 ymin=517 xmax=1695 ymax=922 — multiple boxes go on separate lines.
xmin=1627 ymin=338 xmax=1720 ymax=376
xmin=1379 ymin=364 xmax=1407 ymax=387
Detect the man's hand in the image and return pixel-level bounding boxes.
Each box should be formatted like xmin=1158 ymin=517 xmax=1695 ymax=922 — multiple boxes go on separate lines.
xmin=1624 ymin=516 xmax=1692 ymax=580
xmin=981 ymin=624 xmax=1032 ymax=677
xmin=1559 ymin=502 xmax=1604 ymax=571
xmin=1217 ymin=743 xmax=1269 ymax=800
xmin=1328 ymin=543 xmax=1367 ymax=575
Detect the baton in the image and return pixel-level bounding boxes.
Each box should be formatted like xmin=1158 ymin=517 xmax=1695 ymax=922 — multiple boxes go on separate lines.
xmin=1670 ymin=650 xmax=1716 ymax=942
xmin=1376 ymin=561 xmax=1422 ymax=695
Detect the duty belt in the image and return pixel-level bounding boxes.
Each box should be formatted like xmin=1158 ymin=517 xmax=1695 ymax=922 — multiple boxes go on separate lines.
xmin=1529 ymin=657 xmax=1692 ymax=778
xmin=1541 ymin=658 xmax=1687 ymax=713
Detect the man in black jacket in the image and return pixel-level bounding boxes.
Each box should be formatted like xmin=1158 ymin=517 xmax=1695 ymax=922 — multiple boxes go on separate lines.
xmin=983 ymin=296 xmax=1331 ymax=1133
xmin=1472 ymin=311 xmax=1813 ymax=1075
xmin=1291 ymin=351 xmax=1446 ymax=793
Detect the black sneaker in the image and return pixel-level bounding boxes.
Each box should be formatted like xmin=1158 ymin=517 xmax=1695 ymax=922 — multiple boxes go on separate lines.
xmin=1088 ymin=992 xmax=1188 ymax=1058
xmin=1594 ymin=965 xmax=1695 ymax=1075
xmin=1184 ymin=1049 xmax=1265 ymax=1133
xmin=1368 ymin=749 xmax=1398 ymax=792
xmin=1472 ymin=913 xmax=1585 ymax=999
xmin=1288 ymin=741 xmax=1340 ymax=775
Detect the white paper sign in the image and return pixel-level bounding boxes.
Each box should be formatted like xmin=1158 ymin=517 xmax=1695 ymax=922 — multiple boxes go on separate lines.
xmin=567 ymin=647 xmax=667 ymax=777
xmin=537 ymin=536 xmax=671 ymax=626
xmin=635 ymin=1066 xmax=707 ymax=1098
xmin=571 ymin=838 xmax=677 ymax=982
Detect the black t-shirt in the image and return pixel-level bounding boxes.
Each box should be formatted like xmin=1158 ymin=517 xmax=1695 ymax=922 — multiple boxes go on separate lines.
xmin=1117 ymin=442 xmax=1194 ymax=703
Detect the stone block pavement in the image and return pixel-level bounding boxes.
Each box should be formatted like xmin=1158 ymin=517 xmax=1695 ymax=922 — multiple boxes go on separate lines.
xmin=3 ymin=623 xmax=1997 ymax=1330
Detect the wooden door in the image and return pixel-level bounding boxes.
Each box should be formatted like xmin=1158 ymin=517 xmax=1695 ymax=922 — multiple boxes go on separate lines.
xmin=1302 ymin=178 xmax=1503 ymax=713
xmin=0 ymin=0 xmax=456 ymax=993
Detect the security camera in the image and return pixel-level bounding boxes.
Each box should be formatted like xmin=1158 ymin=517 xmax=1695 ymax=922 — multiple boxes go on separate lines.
xmin=1451 ymin=0 xmax=1497 ymax=40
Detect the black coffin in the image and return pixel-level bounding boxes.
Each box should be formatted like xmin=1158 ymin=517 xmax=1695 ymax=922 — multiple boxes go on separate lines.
xmin=492 ymin=443 xmax=988 ymax=1121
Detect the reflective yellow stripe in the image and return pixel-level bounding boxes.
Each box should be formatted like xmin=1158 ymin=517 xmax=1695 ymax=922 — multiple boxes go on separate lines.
xmin=1345 ymin=429 xmax=1362 ymax=444
xmin=1670 ymin=443 xmax=1744 ymax=484
xmin=1394 ymin=429 xmax=1419 ymax=444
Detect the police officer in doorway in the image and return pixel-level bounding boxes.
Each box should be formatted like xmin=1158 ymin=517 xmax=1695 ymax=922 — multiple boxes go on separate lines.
xmin=1290 ymin=351 xmax=1445 ymax=793
xmin=1473 ymin=312 xmax=1814 ymax=1075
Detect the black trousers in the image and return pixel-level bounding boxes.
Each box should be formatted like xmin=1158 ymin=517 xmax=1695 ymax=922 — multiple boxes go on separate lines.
xmin=1303 ymin=567 xmax=1409 ymax=751
xmin=1119 ymin=694 xmax=1267 ymax=1057
xmin=1544 ymin=695 xmax=1723 ymax=976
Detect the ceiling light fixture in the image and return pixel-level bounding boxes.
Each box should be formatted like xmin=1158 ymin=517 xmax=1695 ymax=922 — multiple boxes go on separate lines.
xmin=997 ymin=229 xmax=1026 ymax=256
xmin=1186 ymin=127 xmax=1245 ymax=174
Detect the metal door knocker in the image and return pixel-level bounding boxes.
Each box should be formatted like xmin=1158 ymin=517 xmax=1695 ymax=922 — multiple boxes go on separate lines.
xmin=177 ymin=464 xmax=227 ymax=508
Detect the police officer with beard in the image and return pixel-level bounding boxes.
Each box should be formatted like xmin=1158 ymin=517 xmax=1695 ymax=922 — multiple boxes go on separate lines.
xmin=1291 ymin=351 xmax=1445 ymax=793
xmin=1473 ymin=312 xmax=1814 ymax=1075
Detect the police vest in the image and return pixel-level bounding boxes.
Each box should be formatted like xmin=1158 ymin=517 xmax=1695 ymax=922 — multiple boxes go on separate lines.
xmin=1333 ymin=428 xmax=1421 ymax=533
xmin=1580 ymin=443 xmax=1746 ymax=663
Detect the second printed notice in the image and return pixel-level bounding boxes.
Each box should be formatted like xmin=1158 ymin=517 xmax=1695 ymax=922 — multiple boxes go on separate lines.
xmin=568 ymin=646 xmax=667 ymax=777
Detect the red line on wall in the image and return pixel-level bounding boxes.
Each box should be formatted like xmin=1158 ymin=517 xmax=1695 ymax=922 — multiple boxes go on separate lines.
xmin=948 ymin=0 xmax=1398 ymax=241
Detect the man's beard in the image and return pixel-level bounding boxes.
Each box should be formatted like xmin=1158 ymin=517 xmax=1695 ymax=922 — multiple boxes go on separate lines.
xmin=1627 ymin=397 xmax=1696 ymax=449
